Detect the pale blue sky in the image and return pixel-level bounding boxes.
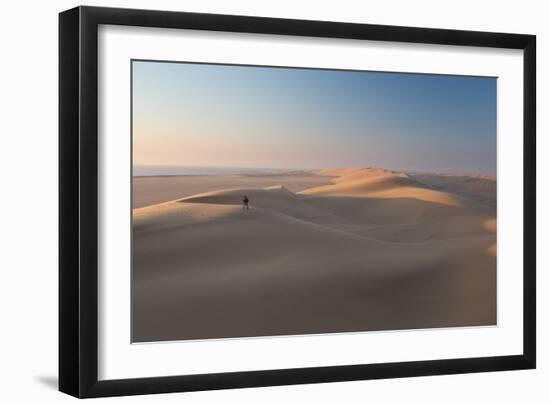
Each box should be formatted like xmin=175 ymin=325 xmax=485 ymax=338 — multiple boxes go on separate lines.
xmin=132 ymin=60 xmax=496 ymax=174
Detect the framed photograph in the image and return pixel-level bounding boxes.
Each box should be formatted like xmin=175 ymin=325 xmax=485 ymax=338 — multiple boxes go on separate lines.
xmin=59 ymin=6 xmax=536 ymax=398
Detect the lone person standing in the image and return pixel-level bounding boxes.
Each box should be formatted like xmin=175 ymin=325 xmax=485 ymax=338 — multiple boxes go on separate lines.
xmin=242 ymin=195 xmax=249 ymax=210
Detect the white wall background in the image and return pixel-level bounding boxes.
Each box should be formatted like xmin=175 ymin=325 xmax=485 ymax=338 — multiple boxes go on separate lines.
xmin=0 ymin=0 xmax=546 ymax=402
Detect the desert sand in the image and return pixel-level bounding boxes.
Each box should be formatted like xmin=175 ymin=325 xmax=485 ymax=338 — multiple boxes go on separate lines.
xmin=132 ymin=168 xmax=496 ymax=342
xmin=133 ymin=172 xmax=334 ymax=208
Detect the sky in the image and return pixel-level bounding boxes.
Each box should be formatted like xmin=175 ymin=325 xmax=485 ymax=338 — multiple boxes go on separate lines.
xmin=132 ymin=60 xmax=497 ymax=174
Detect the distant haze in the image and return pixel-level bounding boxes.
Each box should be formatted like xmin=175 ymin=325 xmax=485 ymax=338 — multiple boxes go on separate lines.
xmin=132 ymin=61 xmax=497 ymax=175
xmin=133 ymin=165 xmax=295 ymax=177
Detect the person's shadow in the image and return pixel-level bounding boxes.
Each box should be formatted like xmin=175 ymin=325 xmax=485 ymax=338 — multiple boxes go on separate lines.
xmin=35 ymin=375 xmax=58 ymax=390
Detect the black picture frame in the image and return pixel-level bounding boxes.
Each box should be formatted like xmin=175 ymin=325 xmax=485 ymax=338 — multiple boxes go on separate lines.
xmin=59 ymin=5 xmax=536 ymax=398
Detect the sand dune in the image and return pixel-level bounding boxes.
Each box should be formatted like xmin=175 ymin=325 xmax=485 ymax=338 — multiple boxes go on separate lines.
xmin=132 ymin=168 xmax=496 ymax=342
xmin=133 ymin=172 xmax=333 ymax=208
xmin=305 ymin=168 xmax=465 ymax=207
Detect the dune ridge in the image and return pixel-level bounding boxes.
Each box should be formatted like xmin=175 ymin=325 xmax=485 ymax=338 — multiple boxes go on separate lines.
xmin=133 ymin=168 xmax=496 ymax=342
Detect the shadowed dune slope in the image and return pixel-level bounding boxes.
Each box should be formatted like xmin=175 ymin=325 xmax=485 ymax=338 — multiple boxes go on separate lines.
xmin=132 ymin=168 xmax=496 ymax=342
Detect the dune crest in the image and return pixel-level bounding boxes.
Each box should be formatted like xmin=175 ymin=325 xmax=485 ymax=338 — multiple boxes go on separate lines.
xmin=179 ymin=184 xmax=296 ymax=204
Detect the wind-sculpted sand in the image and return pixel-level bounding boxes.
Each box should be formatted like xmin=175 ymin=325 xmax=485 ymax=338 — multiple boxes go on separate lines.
xmin=132 ymin=172 xmax=334 ymax=208
xmin=132 ymin=168 xmax=496 ymax=342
